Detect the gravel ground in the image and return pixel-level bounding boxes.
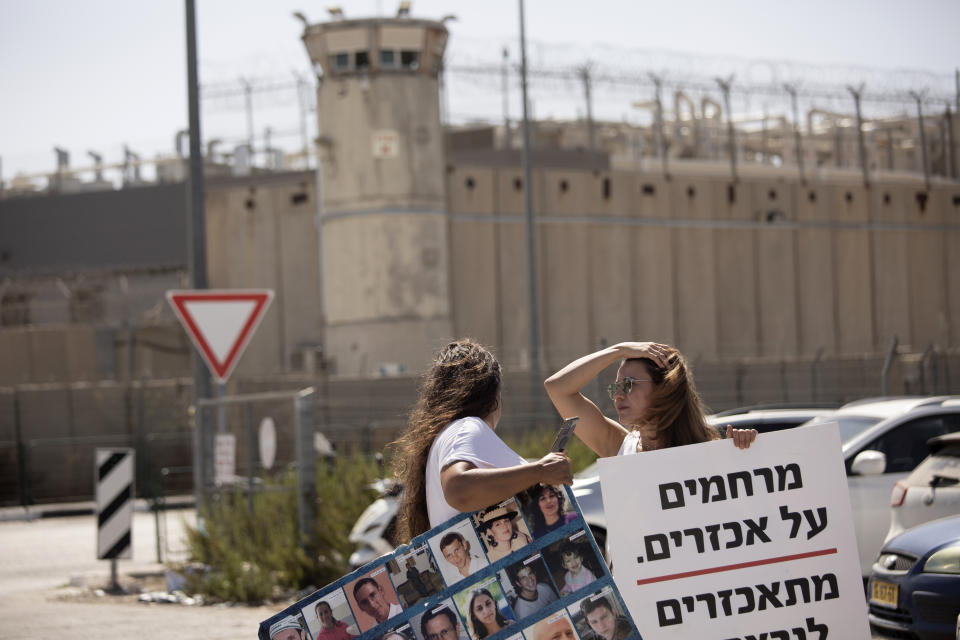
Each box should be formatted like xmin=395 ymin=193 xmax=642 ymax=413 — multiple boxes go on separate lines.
xmin=0 ymin=507 xmax=280 ymax=640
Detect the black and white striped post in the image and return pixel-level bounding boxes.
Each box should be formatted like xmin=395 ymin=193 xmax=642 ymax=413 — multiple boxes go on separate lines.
xmin=95 ymin=448 xmax=135 ymax=591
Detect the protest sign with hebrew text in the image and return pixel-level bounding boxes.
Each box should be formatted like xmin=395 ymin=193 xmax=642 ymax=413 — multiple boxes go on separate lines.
xmin=599 ymin=421 xmax=869 ymax=640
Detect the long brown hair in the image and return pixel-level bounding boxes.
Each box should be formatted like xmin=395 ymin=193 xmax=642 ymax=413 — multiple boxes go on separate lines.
xmin=391 ymin=339 xmax=502 ymax=542
xmin=627 ymin=347 xmax=717 ymax=448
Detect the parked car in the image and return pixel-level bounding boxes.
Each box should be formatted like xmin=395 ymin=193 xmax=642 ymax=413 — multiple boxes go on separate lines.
xmin=707 ymin=403 xmax=839 ymax=436
xmin=801 ymin=396 xmax=960 ymax=575
xmin=887 ymin=432 xmax=960 ymax=542
xmin=867 ymin=515 xmax=960 ymax=640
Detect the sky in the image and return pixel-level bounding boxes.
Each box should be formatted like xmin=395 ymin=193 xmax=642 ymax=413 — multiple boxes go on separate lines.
xmin=1 ymin=0 xmax=958 ymax=184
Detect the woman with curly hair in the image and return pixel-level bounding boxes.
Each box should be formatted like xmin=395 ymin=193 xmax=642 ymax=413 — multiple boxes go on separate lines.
xmin=467 ymin=588 xmax=514 ymax=639
xmin=392 ymin=339 xmax=573 ymax=543
xmin=544 ymin=342 xmax=756 ymax=458
xmin=526 ymin=484 xmax=577 ymax=538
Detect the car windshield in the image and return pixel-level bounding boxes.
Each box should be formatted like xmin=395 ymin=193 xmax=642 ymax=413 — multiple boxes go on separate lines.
xmin=803 ymin=414 xmax=882 ymax=443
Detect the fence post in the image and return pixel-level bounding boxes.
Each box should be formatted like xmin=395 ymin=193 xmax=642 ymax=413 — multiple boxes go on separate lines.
xmin=13 ymin=388 xmax=31 ymax=508
xmin=811 ymin=346 xmax=824 ymax=402
xmin=881 ymin=335 xmax=899 ymax=396
xmin=245 ymin=403 xmax=254 ymax=519
xmin=295 ymin=387 xmax=317 ymax=553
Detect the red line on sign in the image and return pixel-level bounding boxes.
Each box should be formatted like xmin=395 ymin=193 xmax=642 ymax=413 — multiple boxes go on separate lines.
xmin=635 ymin=548 xmax=838 ymax=585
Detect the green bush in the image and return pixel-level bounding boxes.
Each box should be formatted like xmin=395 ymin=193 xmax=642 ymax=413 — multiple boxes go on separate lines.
xmin=181 ymin=456 xmax=382 ymax=604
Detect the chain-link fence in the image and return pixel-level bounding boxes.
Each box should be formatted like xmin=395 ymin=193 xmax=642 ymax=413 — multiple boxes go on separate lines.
xmin=0 ymin=379 xmax=192 ymax=508
xmin=193 ymin=388 xmax=317 ymax=545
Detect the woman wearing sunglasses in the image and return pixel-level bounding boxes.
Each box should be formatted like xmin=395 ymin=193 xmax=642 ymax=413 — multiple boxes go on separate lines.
xmin=544 ymin=342 xmax=755 ymax=457
xmin=391 ymin=339 xmax=574 ymax=543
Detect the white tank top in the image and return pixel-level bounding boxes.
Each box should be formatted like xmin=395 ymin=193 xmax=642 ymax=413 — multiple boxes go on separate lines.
xmin=617 ymin=430 xmax=643 ymax=456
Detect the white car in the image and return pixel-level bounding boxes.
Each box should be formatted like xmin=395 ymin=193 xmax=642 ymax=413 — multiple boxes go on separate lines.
xmin=886 ymin=432 xmax=960 ymax=542
xmin=799 ymin=396 xmax=960 ymax=576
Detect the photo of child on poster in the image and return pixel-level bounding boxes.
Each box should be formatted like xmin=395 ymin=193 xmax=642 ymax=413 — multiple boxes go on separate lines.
xmin=542 ymin=531 xmax=602 ymax=597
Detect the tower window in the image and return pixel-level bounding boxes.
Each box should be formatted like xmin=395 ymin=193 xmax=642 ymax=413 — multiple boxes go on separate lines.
xmin=333 ymin=52 xmax=350 ymax=70
xmin=400 ymin=50 xmax=419 ymax=69
xmin=355 ymin=51 xmax=370 ymax=69
xmin=380 ymin=49 xmax=396 ymax=67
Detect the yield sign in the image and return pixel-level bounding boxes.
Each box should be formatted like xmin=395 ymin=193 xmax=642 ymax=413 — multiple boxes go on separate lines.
xmin=166 ymin=289 xmax=274 ymax=383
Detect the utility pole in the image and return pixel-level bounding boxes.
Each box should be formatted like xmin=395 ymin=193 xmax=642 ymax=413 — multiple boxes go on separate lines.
xmin=847 ymin=84 xmax=870 ymax=189
xmin=580 ymin=64 xmax=596 ymax=168
xmin=519 ymin=0 xmax=540 ymax=383
xmin=648 ymin=73 xmax=668 ymax=180
xmin=716 ymin=75 xmax=737 ymax=197
xmin=502 ymin=47 xmax=511 ymax=149
xmin=784 ymin=84 xmax=806 ymax=185
xmin=185 ymin=0 xmax=211 ymax=510
xmin=910 ymin=91 xmax=931 ymax=192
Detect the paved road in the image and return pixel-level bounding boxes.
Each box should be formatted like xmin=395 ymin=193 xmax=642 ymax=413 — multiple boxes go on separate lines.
xmin=0 ymin=508 xmax=275 ymax=639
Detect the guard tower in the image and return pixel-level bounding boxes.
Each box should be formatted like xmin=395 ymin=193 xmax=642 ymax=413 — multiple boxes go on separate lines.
xmin=302 ymin=12 xmax=452 ymax=376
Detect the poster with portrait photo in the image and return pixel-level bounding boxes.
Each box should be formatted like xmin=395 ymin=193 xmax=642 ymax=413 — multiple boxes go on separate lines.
xmin=523 ymin=608 xmax=580 ymax=640
xmin=428 ymin=519 xmax=490 ymax=587
xmin=542 ymin=530 xmax=602 ymax=597
xmin=260 ymin=484 xmax=643 ymax=640
xmin=379 ymin=621 xmax=417 ymax=640
xmin=346 ymin=566 xmax=405 ymax=632
xmin=568 ymin=587 xmax=636 ymax=640
xmin=498 ymin=552 xmax=559 ymax=620
xmin=452 ymin=574 xmax=517 ymax=640
xmin=302 ymin=587 xmax=361 ymax=640
xmin=388 ymin=543 xmax=444 ymax=608
xmin=472 ymin=497 xmax=533 ymax=564
xmin=269 ymin=613 xmax=310 ymax=640
xmin=411 ymin=598 xmax=472 ymax=640
xmin=517 ymin=484 xmax=579 ymax=540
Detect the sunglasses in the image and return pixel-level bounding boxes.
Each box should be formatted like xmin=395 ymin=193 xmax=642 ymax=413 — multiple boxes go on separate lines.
xmin=606 ymin=376 xmax=651 ymax=399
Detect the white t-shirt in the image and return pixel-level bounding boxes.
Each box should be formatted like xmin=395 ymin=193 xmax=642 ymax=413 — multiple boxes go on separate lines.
xmin=426 ymin=416 xmax=527 ymax=528
xmin=617 ymin=430 xmax=642 ymax=456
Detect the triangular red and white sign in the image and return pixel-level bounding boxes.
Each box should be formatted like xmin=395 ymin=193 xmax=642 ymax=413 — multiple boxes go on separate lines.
xmin=166 ymin=289 xmax=274 ymax=383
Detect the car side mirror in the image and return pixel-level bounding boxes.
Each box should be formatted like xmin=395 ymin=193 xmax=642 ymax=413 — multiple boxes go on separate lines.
xmin=851 ymin=450 xmax=886 ymax=476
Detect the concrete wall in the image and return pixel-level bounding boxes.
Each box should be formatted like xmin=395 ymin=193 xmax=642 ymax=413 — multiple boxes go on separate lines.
xmin=446 ymin=163 xmax=960 ymax=373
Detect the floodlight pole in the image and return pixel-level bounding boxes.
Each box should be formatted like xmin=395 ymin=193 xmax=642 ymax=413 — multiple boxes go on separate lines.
xmin=519 ymin=0 xmax=540 ymax=380
xmin=185 ymin=0 xmax=212 ymax=510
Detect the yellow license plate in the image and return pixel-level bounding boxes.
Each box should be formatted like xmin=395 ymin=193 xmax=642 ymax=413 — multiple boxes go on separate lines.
xmin=871 ymin=579 xmax=899 ymax=608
